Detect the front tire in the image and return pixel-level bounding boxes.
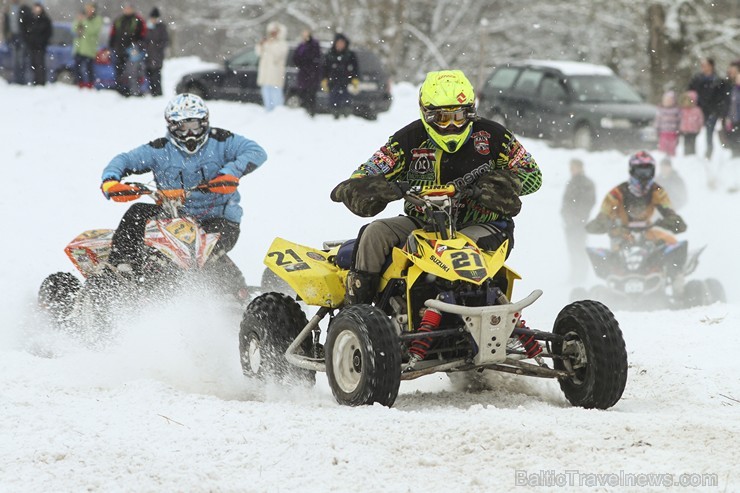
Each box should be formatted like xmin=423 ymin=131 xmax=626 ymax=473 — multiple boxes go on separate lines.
xmin=260 ymin=267 xmax=295 ymax=297
xmin=705 ymin=278 xmax=726 ymax=304
xmin=683 ymin=279 xmax=706 ymax=307
xmin=326 ymin=304 xmax=401 ymax=407
xmin=552 ymin=300 xmax=627 ymax=409
xmin=239 ymin=293 xmax=315 ymax=384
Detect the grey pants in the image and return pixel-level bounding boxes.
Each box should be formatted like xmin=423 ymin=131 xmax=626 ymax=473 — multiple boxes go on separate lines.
xmin=354 ymin=216 xmax=513 ymax=273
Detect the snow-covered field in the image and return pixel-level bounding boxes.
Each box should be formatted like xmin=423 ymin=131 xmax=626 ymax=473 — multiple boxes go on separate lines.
xmin=1 ymin=58 xmax=739 ymax=492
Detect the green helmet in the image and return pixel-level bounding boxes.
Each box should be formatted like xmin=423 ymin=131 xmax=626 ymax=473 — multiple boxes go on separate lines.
xmin=419 ymin=70 xmax=476 ymax=153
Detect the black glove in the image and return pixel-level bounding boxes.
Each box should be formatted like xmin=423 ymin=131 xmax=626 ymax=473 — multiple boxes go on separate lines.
xmin=472 ymin=170 xmax=523 ymax=216
xmin=654 ymin=215 xmax=687 ymax=233
xmin=330 ymin=174 xmax=403 ymax=217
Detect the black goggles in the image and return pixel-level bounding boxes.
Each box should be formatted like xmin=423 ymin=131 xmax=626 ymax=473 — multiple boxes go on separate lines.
xmin=168 ymin=118 xmax=207 ymax=139
xmin=422 ymin=106 xmax=475 ymax=128
xmin=631 ymin=165 xmax=655 ymax=181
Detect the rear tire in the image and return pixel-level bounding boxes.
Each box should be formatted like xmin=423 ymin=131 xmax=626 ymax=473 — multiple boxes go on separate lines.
xmin=239 ymin=293 xmax=315 ymax=385
xmin=68 ymin=271 xmax=125 ymax=346
xmin=260 ymin=267 xmax=295 ymax=297
xmin=38 ymin=272 xmax=81 ymax=324
xmin=704 ymin=278 xmax=726 ymax=304
xmin=683 ymin=279 xmax=706 ymax=307
xmin=326 ymin=304 xmax=401 ymax=407
xmin=552 ymin=300 xmax=627 ymax=409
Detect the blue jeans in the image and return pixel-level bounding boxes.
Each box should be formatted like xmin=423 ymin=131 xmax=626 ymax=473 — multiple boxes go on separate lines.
xmin=9 ymin=35 xmax=29 ymax=84
xmin=705 ymin=114 xmax=718 ymax=157
xmin=75 ymin=55 xmax=95 ymax=86
xmin=260 ymin=85 xmax=284 ymax=111
xmin=329 ymin=86 xmax=351 ymax=117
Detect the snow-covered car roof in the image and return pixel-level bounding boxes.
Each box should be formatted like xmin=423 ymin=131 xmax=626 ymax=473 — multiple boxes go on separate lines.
xmin=519 ymin=59 xmax=615 ymax=76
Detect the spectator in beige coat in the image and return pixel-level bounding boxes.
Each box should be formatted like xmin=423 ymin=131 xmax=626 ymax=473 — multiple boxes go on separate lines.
xmin=256 ymin=21 xmax=289 ymax=111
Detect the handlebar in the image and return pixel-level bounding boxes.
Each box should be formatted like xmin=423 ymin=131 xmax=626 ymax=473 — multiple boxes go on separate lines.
xmin=395 ymin=181 xmax=470 ymax=204
xmin=625 ymin=221 xmax=652 ymax=231
xmin=107 ymin=181 xmax=213 ymax=201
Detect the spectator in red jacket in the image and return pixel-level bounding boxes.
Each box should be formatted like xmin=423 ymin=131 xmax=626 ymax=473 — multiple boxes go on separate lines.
xmin=679 ymin=90 xmax=704 ymax=156
xmin=655 ymin=90 xmax=681 ymax=157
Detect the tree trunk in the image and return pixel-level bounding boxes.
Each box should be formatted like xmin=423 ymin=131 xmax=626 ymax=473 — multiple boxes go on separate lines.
xmin=647 ymin=3 xmax=667 ymax=103
xmin=647 ymin=2 xmax=692 ymax=103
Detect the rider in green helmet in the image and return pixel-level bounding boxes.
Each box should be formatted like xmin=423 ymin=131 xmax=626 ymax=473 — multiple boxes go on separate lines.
xmin=331 ymin=70 xmax=543 ymax=305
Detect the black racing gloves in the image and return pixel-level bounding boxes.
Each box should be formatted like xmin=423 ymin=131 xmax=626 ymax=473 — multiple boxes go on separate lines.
xmin=654 ymin=214 xmax=687 ymax=233
xmin=330 ymin=174 xmax=404 ymax=217
xmin=472 ymin=170 xmax=523 ymax=217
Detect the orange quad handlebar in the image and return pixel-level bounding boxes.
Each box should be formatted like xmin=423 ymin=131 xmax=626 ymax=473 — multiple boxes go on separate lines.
xmin=108 ymin=182 xmax=218 ymax=203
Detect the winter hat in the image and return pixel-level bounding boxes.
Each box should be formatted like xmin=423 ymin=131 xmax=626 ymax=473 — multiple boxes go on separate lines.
xmin=150 ymin=7 xmax=160 ymax=18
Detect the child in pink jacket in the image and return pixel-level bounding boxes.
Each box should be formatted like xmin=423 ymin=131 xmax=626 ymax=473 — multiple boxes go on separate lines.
xmin=656 ymin=90 xmax=681 ymax=157
xmin=679 ymin=90 xmax=704 ymax=156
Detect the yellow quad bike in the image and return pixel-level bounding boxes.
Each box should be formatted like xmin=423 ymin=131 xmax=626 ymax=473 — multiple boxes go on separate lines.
xmin=239 ymin=184 xmax=628 ymax=409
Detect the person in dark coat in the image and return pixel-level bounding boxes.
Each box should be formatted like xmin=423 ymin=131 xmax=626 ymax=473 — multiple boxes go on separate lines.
xmin=3 ymin=0 xmax=30 ymax=84
xmin=109 ymin=2 xmax=146 ymax=97
xmin=292 ymin=29 xmax=322 ymax=116
xmin=23 ymin=2 xmax=51 ymax=86
xmin=322 ymin=33 xmax=359 ymax=119
xmin=144 ymin=7 xmax=168 ymax=97
xmin=688 ymin=58 xmax=725 ymax=159
xmin=561 ymin=158 xmax=596 ymax=282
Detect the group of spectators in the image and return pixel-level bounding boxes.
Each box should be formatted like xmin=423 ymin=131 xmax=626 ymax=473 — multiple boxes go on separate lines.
xmin=106 ymin=2 xmax=168 ymax=97
xmin=255 ymin=22 xmax=359 ymax=118
xmin=2 ymin=1 xmax=168 ymax=96
xmin=655 ymin=58 xmax=740 ymax=160
xmin=2 ymin=0 xmax=51 ymax=85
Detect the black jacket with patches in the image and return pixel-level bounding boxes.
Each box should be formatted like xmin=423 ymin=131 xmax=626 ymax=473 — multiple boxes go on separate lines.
xmin=349 ymin=119 xmax=542 ymax=223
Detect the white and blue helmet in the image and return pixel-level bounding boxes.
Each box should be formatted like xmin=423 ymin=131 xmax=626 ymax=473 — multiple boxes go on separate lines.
xmin=164 ymin=93 xmax=210 ymax=154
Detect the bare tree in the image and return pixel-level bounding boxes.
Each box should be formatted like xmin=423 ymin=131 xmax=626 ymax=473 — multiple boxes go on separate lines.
xmin=30 ymin=0 xmax=740 ymax=98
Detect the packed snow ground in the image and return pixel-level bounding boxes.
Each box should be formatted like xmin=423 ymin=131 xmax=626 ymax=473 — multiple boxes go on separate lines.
xmin=1 ymin=59 xmax=739 ymax=492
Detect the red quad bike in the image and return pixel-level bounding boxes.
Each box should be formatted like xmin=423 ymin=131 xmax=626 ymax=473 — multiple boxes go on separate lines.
xmin=38 ymin=183 xmax=250 ymax=338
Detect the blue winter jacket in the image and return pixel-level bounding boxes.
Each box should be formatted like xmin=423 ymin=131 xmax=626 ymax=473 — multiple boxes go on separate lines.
xmin=102 ymin=128 xmax=267 ymax=223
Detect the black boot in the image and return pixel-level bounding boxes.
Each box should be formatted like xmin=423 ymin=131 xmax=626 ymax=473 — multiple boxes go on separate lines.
xmin=344 ymin=269 xmax=379 ymax=305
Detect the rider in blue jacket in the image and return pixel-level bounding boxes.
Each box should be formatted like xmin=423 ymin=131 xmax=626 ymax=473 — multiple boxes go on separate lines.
xmin=101 ymin=93 xmax=267 ymax=296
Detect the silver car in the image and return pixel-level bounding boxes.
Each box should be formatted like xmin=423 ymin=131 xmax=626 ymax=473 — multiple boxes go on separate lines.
xmin=478 ymin=60 xmax=657 ymax=151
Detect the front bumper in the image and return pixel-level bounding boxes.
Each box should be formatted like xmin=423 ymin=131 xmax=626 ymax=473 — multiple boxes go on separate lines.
xmin=425 ymin=290 xmax=543 ymax=366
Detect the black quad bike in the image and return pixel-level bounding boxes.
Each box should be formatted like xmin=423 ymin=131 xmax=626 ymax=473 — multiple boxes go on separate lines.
xmin=574 ymin=222 xmax=725 ymax=310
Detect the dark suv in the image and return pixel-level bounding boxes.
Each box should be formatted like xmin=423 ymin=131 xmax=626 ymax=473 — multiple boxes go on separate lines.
xmin=478 ymin=60 xmax=657 ymax=151
xmin=175 ymin=46 xmax=392 ymax=120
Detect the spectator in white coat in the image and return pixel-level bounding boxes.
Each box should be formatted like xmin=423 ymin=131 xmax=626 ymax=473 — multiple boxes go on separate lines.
xmin=256 ymin=21 xmax=289 ymax=111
